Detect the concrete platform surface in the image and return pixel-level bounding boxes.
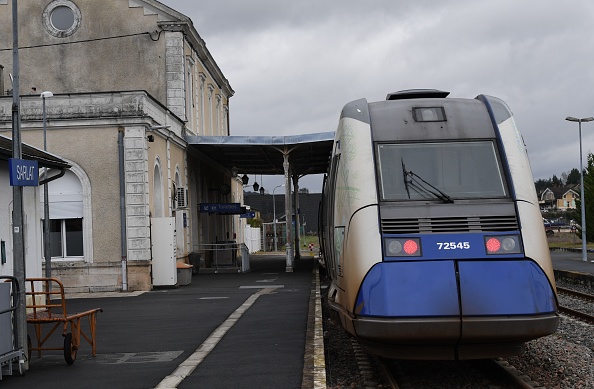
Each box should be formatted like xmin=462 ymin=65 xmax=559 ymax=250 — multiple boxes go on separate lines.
xmin=1 ymin=255 xmax=321 ymax=389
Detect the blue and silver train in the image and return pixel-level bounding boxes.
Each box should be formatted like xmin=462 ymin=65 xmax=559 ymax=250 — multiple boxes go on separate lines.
xmin=319 ymin=89 xmax=559 ymax=360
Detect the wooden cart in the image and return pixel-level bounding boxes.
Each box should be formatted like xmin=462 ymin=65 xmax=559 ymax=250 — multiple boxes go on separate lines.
xmin=26 ymin=278 xmax=102 ymax=365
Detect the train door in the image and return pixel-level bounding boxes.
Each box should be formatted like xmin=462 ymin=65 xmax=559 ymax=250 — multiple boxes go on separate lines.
xmin=318 ymin=174 xmax=328 ymax=265
xmin=325 ymin=153 xmax=341 ymax=281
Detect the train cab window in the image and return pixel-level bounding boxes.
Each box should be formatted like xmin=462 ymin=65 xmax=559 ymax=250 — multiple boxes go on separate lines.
xmin=377 ymin=141 xmax=507 ymax=201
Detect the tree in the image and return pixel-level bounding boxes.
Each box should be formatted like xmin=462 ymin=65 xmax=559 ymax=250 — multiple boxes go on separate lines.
xmin=534 ymin=178 xmax=552 ymax=193
xmin=561 ymin=172 xmax=568 ymax=186
xmin=566 ymin=168 xmax=581 ymax=186
xmin=299 ymin=188 xmax=310 ymax=194
xmin=247 ymin=218 xmax=262 ymax=228
xmin=575 ymin=153 xmax=594 ymax=242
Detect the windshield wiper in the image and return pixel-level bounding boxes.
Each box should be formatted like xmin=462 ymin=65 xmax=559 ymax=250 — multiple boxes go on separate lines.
xmin=401 ymin=159 xmax=411 ymax=199
xmin=402 ymin=168 xmax=454 ymax=203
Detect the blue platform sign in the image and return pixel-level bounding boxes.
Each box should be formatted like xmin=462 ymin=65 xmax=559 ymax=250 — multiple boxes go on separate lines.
xmin=9 ymin=158 xmax=39 ymax=187
xmin=240 ymin=211 xmax=256 ymax=219
xmin=200 ymin=203 xmax=244 ymax=214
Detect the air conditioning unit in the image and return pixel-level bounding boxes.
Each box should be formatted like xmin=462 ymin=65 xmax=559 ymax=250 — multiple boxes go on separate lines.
xmin=175 ymin=187 xmax=188 ymax=209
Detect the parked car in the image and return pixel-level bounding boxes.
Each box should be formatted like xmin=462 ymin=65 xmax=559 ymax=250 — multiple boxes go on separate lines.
xmin=549 ymin=218 xmax=568 ymax=227
xmin=543 ymin=218 xmax=554 ymax=236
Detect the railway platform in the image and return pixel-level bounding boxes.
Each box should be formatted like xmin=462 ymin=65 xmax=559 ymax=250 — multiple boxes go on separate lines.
xmin=551 ymin=249 xmax=594 ymax=286
xmin=1 ymin=254 xmax=325 ymax=389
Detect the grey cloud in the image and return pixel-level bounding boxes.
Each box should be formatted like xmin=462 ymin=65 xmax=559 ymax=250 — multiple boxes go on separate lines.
xmin=161 ymin=0 xmax=594 ymax=188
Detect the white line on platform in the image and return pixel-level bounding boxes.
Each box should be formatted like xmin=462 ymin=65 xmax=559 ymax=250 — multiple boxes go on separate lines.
xmin=155 ymin=287 xmax=279 ymax=388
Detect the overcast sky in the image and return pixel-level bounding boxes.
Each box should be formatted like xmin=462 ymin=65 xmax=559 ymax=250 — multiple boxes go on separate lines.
xmin=161 ymin=0 xmax=594 ymax=193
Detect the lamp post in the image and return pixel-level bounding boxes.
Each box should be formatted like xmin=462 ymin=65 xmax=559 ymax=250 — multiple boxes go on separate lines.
xmin=41 ymin=91 xmax=53 ymax=279
xmin=273 ymin=184 xmax=284 ymax=252
xmin=566 ymin=116 xmax=594 ymax=262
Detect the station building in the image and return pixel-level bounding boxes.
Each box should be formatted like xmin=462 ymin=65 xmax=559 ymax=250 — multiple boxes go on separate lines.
xmin=0 ymin=0 xmax=242 ymax=291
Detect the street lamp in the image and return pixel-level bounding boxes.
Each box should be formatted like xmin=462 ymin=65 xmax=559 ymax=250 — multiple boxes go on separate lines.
xmin=566 ymin=116 xmax=594 ymax=262
xmin=41 ymin=91 xmax=53 ymax=278
xmin=273 ymin=184 xmax=284 ymax=252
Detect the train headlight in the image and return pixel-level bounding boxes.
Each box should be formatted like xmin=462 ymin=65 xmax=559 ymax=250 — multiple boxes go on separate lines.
xmin=484 ymin=235 xmax=522 ymax=255
xmin=413 ymin=107 xmax=446 ymax=122
xmin=384 ymin=237 xmax=421 ymax=257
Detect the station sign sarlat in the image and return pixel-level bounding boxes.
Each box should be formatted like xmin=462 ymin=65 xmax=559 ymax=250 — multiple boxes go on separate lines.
xmin=9 ymin=158 xmax=39 ymax=187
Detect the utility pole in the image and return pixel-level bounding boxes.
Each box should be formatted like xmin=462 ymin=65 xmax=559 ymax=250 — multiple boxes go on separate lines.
xmin=11 ymin=0 xmax=28 ymax=369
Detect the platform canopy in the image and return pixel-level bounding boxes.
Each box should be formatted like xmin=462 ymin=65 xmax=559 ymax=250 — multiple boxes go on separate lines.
xmin=0 ymin=134 xmax=70 ymax=169
xmin=185 ymin=132 xmax=335 ymax=176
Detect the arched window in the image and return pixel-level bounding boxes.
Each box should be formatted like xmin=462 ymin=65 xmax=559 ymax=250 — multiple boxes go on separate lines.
xmin=174 ymin=169 xmax=182 ymax=209
xmin=153 ymin=159 xmax=164 ymax=218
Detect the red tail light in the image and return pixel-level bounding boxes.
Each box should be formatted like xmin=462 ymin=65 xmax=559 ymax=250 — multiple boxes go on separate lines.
xmin=403 ymin=240 xmax=419 ymax=255
xmin=485 ymin=238 xmax=501 ymax=253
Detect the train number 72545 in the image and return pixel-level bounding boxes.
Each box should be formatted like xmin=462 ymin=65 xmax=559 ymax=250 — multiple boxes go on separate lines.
xmin=437 ymin=242 xmax=470 ymax=250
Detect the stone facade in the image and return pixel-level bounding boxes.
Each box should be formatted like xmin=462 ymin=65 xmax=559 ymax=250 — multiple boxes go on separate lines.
xmin=0 ymin=0 xmax=239 ymax=292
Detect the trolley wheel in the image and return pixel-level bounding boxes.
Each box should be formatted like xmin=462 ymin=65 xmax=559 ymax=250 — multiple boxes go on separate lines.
xmin=63 ymin=333 xmax=77 ymax=365
xmin=17 ymin=360 xmax=25 ymax=376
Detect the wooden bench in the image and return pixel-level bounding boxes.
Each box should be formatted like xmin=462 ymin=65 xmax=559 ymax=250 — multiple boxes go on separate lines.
xmin=26 ymin=278 xmax=102 ymax=365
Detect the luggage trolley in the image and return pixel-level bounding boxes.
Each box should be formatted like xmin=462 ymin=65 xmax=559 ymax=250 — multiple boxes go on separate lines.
xmin=0 ymin=276 xmax=25 ymax=379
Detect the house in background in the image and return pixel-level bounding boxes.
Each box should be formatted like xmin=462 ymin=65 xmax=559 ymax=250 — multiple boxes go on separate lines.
xmin=0 ymin=0 xmax=242 ymax=292
xmin=539 ymin=185 xmax=579 ymax=211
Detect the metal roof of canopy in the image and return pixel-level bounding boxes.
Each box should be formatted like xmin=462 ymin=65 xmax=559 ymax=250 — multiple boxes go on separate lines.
xmin=0 ymin=134 xmax=71 ymax=169
xmin=185 ymin=132 xmax=335 ymax=176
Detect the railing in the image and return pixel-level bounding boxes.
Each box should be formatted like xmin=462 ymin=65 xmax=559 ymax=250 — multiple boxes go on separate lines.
xmin=191 ymin=242 xmax=250 ymax=273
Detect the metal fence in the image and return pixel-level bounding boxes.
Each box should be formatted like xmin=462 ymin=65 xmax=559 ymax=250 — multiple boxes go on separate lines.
xmin=190 ymin=242 xmax=250 ymax=273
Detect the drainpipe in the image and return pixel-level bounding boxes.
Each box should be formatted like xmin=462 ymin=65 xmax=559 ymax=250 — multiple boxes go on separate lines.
xmin=118 ymin=129 xmax=128 ymax=291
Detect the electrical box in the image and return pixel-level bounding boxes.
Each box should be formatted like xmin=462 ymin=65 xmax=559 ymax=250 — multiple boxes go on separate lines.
xmin=151 ymin=217 xmax=177 ymax=286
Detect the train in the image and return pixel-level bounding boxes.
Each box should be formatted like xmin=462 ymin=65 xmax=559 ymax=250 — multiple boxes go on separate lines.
xmin=319 ymin=89 xmax=559 ymax=360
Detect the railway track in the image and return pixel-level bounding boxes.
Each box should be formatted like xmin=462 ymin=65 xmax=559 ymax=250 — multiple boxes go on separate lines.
xmin=378 ymin=357 xmax=541 ymax=388
xmin=557 ymin=286 xmax=594 ymax=300
xmin=557 ymin=286 xmax=594 ymax=324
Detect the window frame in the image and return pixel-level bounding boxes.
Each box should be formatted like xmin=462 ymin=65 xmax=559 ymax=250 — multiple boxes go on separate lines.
xmin=42 ymin=217 xmax=85 ymax=261
xmin=376 ymin=140 xmax=509 ymax=202
xmin=43 ymin=0 xmax=82 ymax=38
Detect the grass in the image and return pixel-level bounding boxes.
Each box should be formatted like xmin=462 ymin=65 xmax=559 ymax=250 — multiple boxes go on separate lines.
xmin=547 ymin=231 xmax=594 ymax=249
xmin=299 ymin=235 xmax=320 ymax=251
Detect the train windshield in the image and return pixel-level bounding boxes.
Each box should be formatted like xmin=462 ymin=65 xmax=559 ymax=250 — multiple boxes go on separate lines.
xmin=377 ymin=141 xmax=507 ymax=201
